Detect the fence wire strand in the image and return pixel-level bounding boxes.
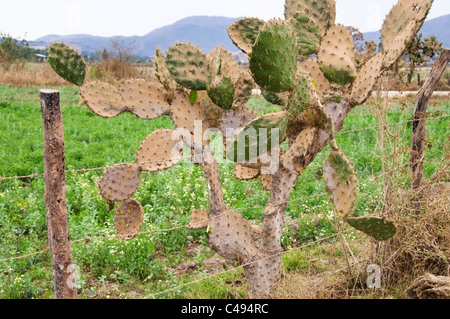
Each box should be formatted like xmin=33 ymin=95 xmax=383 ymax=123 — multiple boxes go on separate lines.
xmin=1 ymin=114 xmax=448 ymax=183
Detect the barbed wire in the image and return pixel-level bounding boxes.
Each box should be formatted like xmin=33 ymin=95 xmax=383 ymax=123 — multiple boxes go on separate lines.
xmin=141 ymin=233 xmax=340 ymax=299
xmin=0 ymin=148 xmax=423 ymax=264
xmin=1 ymin=114 xmax=448 ymax=183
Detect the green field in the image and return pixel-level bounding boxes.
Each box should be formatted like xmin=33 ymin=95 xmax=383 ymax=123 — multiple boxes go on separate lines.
xmin=0 ymin=84 xmax=449 ymax=299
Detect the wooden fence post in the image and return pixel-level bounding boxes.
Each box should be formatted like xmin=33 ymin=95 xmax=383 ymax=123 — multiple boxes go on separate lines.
xmin=410 ymin=49 xmax=450 ymax=190
xmin=40 ymin=89 xmax=77 ymax=299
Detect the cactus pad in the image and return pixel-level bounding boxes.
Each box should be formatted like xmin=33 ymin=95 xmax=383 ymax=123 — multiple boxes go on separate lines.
xmin=323 ymin=150 xmax=358 ymax=219
xmin=234 ymin=164 xmax=261 ymax=181
xmin=285 ymin=0 xmax=336 ymax=37
xmin=228 ymin=111 xmax=288 ymax=162
xmin=166 ymin=43 xmax=211 ymax=91
xmin=383 ymin=20 xmax=419 ymax=68
xmin=261 ymin=88 xmax=288 ymax=107
xmin=351 ymin=53 xmax=384 ymax=105
xmin=221 ymin=108 xmax=257 ymax=142
xmin=120 ymin=78 xmax=171 ymax=119
xmin=261 ymin=174 xmax=272 ymax=191
xmin=114 ymin=199 xmax=144 ymax=240
xmin=250 ymin=19 xmax=298 ymax=93
xmin=233 ymin=71 xmax=254 ymax=108
xmin=154 ymin=46 xmax=177 ymax=101
xmin=346 ymin=217 xmax=397 ymax=241
xmin=282 ymin=127 xmax=317 ymax=173
xmin=287 ymin=75 xmax=312 ymax=119
xmin=98 ymin=164 xmax=141 ymax=203
xmin=136 ymin=129 xmax=184 ymax=172
xmin=227 ymin=18 xmax=266 ymax=55
xmin=207 ymin=76 xmax=236 ymax=110
xmin=287 ymin=11 xmax=321 ymax=58
xmin=188 ymin=209 xmax=210 ymax=230
xmin=318 ymin=25 xmax=357 ymax=86
xmin=299 ymin=59 xmax=331 ymax=99
xmin=208 ymin=46 xmax=240 ymax=83
xmin=48 ymin=42 xmax=86 ymax=86
xmin=170 ymin=91 xmax=208 ymax=135
xmin=381 ymin=0 xmax=433 ymax=53
xmin=80 ymin=81 xmax=126 ymax=118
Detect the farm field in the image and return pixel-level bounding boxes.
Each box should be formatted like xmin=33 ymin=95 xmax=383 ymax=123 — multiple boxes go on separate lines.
xmin=0 ymin=82 xmax=449 ymax=299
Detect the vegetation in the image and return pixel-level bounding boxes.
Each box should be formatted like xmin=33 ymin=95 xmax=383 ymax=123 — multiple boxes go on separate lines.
xmin=0 ymin=84 xmax=448 ymax=298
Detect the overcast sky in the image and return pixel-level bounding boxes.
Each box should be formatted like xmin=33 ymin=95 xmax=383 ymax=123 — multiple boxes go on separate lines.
xmin=1 ymin=0 xmax=449 ymax=41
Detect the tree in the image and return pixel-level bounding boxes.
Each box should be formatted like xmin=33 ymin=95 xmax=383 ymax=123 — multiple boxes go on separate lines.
xmin=405 ymin=34 xmax=443 ymax=84
xmin=0 ymin=33 xmax=29 ymax=70
xmin=109 ymin=37 xmax=135 ymax=62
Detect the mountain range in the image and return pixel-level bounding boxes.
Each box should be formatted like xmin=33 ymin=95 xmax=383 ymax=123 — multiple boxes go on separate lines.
xmin=30 ymin=14 xmax=450 ymax=59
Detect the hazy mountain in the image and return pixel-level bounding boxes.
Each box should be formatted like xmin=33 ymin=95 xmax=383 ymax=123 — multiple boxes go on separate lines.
xmin=364 ymin=14 xmax=450 ymax=48
xmin=30 ymin=14 xmax=450 ymax=59
xmin=32 ymin=16 xmax=240 ymax=58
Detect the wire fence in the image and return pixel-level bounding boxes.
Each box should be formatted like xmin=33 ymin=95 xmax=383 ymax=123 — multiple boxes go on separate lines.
xmin=0 ymin=114 xmax=448 ymax=183
xmin=0 ymin=111 xmax=448 ymax=298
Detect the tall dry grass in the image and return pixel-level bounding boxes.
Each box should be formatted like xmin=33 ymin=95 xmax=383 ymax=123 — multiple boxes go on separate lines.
xmin=0 ymin=60 xmax=154 ymax=87
xmin=0 ymin=63 xmax=69 ymax=87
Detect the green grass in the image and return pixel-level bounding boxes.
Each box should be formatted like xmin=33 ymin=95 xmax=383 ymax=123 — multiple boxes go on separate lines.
xmin=0 ymin=87 xmax=449 ymax=299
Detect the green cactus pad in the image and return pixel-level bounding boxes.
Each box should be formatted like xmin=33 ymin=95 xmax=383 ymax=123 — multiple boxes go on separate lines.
xmin=261 ymin=88 xmax=287 ymax=107
xmin=250 ymin=19 xmax=298 ymax=93
xmin=189 ymin=90 xmax=199 ymax=105
xmin=48 ymin=42 xmax=86 ymax=86
xmin=227 ymin=18 xmax=266 ymax=55
xmin=287 ymin=75 xmax=311 ymax=118
xmin=227 ymin=111 xmax=289 ymax=162
xmin=285 ymin=0 xmax=336 ymax=37
xmin=346 ymin=217 xmax=397 ymax=241
xmin=287 ymin=11 xmax=321 ymax=58
xmin=319 ymin=66 xmax=356 ymax=86
xmin=318 ymin=25 xmax=357 ymax=86
xmin=323 ymin=150 xmax=358 ymax=219
xmin=98 ymin=164 xmax=141 ymax=203
xmin=166 ymin=43 xmax=212 ymax=91
xmin=114 ymin=199 xmax=144 ymax=240
xmin=207 ymin=76 xmax=236 ymax=110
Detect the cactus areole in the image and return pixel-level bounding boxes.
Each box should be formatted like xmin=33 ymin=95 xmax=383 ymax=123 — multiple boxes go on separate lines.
xmin=48 ymin=0 xmax=434 ymax=298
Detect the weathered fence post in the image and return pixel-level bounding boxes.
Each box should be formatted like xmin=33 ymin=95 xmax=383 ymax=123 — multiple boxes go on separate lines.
xmin=40 ymin=89 xmax=77 ymax=299
xmin=410 ymin=49 xmax=450 ymax=190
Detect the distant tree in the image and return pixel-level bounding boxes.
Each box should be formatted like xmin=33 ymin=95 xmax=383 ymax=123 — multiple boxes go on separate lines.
xmin=346 ymin=26 xmax=377 ymax=67
xmin=110 ymin=37 xmax=135 ymax=62
xmin=404 ymin=34 xmax=443 ymax=84
xmin=102 ymin=49 xmax=110 ymax=61
xmin=0 ymin=33 xmax=30 ymax=70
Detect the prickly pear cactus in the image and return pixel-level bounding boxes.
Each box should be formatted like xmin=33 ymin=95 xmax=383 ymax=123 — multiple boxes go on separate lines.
xmin=346 ymin=217 xmax=397 ymax=241
xmin=48 ymin=42 xmax=86 ymax=86
xmin=47 ymin=0 xmax=433 ymax=298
